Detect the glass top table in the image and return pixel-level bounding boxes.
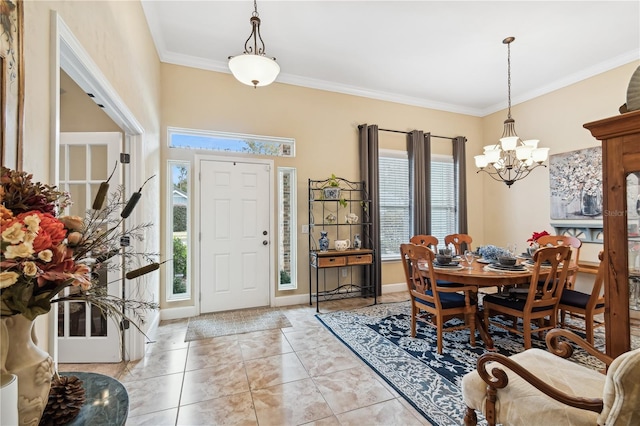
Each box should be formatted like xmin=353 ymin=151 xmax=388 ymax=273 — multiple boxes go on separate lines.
xmin=59 ymin=372 xmax=128 ymax=426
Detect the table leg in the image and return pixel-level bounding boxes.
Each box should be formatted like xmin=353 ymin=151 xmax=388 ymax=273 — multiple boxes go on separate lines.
xmin=475 ymin=310 xmax=496 ymax=351
xmin=471 ymin=290 xmax=496 ymax=351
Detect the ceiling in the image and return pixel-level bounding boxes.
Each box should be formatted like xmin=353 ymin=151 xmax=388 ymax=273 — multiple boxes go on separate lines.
xmin=141 ymin=1 xmax=640 ymax=117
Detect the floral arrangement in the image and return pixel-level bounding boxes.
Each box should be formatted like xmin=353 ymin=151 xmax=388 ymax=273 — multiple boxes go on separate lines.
xmin=527 ymin=230 xmax=550 ymax=247
xmin=0 ymin=166 xmax=159 ymax=322
xmin=478 ymin=245 xmax=508 ymax=261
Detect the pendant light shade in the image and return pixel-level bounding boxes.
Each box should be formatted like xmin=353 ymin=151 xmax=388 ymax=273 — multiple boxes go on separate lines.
xmin=228 ymin=54 xmax=280 ymax=87
xmin=228 ymin=0 xmax=280 ymax=88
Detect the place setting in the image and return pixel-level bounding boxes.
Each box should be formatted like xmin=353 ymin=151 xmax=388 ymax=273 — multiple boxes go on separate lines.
xmin=484 ymin=255 xmax=528 ymax=273
xmin=429 ymin=252 xmax=465 ymax=270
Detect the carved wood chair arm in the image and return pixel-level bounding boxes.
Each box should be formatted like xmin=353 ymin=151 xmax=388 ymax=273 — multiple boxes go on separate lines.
xmin=545 ymin=329 xmax=614 ymax=366
xmin=476 ymin=352 xmax=604 ymax=414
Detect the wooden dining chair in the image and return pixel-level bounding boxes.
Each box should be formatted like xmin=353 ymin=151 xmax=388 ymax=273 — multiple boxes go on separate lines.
xmin=483 ymin=245 xmax=571 ymax=349
xmin=409 ymin=235 xmax=438 ymax=251
xmin=400 ymin=243 xmax=477 ymax=354
xmin=536 ymin=234 xmax=582 ymax=289
xmin=558 ymin=251 xmax=605 ymax=344
xmin=444 ymin=233 xmax=473 ymax=255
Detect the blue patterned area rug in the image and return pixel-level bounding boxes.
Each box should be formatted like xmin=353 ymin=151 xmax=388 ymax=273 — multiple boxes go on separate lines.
xmin=316 ymin=301 xmax=606 ymax=426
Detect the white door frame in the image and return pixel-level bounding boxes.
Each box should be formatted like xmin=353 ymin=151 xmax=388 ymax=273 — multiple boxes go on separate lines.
xmin=194 ymin=154 xmax=275 ymax=316
xmin=49 ymin=12 xmax=152 ymax=362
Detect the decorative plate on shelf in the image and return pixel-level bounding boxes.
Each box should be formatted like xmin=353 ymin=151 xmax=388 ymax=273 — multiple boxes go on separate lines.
xmin=626 ymin=65 xmax=640 ymax=112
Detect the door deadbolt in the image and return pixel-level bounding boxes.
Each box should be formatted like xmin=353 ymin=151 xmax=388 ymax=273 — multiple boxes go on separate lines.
xmin=263 ymin=230 xmax=268 ymax=235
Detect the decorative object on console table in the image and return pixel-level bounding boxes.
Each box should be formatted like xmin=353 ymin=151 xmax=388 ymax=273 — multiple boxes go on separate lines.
xmin=353 ymin=234 xmax=361 ymax=250
xmin=319 ymin=231 xmax=329 ymax=252
xmin=308 ymin=177 xmax=374 ymax=311
xmin=0 ymin=167 xmax=160 ymax=425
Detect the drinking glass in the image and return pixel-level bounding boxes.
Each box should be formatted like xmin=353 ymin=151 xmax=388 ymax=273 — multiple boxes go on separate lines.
xmin=506 ymin=243 xmax=517 ymax=257
xmin=464 ymin=250 xmax=475 ymax=270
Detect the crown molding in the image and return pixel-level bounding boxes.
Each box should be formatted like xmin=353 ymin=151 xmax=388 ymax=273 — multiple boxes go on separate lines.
xmin=160 ymin=48 xmax=640 ymax=119
xmin=481 ymin=50 xmax=640 ymax=116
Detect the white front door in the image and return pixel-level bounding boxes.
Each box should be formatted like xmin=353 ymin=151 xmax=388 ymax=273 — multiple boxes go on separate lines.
xmin=57 ymin=132 xmax=123 ymax=363
xmin=199 ymin=159 xmax=271 ymax=313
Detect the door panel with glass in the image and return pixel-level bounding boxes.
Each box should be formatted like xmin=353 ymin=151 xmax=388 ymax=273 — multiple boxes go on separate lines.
xmin=58 ymin=132 xmax=123 ymax=363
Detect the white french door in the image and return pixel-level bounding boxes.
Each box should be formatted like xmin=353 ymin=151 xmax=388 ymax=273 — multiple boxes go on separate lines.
xmin=57 ymin=132 xmax=123 ymax=363
xmin=199 ymin=158 xmax=271 ymax=313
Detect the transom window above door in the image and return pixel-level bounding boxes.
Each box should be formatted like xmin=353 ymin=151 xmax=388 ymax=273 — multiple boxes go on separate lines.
xmin=168 ymin=127 xmax=295 ymax=157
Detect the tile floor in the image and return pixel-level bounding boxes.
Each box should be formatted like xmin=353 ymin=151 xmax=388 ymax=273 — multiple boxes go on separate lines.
xmin=60 ymin=292 xmax=432 ymax=426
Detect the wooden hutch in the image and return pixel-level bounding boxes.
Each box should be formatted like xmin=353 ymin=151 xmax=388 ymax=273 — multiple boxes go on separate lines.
xmin=584 ymin=109 xmax=640 ymax=357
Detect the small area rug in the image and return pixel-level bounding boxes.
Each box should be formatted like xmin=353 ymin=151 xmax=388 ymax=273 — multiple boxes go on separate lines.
xmin=185 ymin=307 xmax=292 ymax=341
xmin=316 ymin=301 xmax=606 ymax=426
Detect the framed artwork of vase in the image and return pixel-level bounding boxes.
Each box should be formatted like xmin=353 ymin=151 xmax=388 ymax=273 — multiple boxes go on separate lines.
xmin=0 ymin=0 xmax=24 ymax=170
xmin=549 ymin=146 xmax=603 ymax=220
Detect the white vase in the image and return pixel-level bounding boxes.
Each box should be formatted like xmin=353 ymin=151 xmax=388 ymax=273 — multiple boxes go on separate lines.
xmin=1 ymin=315 xmax=54 ymax=426
xmin=1 ymin=374 xmax=19 ymax=425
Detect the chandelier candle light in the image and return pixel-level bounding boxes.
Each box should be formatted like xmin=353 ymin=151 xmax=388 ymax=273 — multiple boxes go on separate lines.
xmin=474 ymin=37 xmax=550 ymax=187
xmin=228 ymin=0 xmax=280 ymax=88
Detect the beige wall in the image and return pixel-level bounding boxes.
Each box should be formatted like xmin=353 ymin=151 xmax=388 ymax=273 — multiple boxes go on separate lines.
xmin=19 ymin=0 xmax=638 ymax=319
xmin=24 ymin=0 xmax=161 ymax=346
xmin=479 ymin=61 xmax=639 ymax=265
xmin=161 ymin=64 xmax=484 ymax=304
xmin=161 ymin=61 xmax=638 ymax=307
xmin=60 ymin=71 xmax=121 ymax=132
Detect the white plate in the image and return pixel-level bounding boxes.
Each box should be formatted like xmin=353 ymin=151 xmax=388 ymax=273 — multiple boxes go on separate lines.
xmin=477 ymin=258 xmax=494 ymax=264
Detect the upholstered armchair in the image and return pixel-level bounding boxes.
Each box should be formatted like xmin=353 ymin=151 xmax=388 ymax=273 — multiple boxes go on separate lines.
xmin=461 ymin=329 xmax=640 ymax=426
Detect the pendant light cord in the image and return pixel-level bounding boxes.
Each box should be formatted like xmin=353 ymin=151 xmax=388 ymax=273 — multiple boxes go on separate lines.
xmin=506 ymin=40 xmax=512 ymax=120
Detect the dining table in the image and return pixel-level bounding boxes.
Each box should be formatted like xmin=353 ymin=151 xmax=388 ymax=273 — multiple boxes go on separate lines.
xmin=423 ymin=256 xmax=577 ymax=350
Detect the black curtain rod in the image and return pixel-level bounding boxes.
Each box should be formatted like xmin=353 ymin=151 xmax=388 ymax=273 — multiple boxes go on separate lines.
xmin=378 ymin=128 xmax=457 ymax=141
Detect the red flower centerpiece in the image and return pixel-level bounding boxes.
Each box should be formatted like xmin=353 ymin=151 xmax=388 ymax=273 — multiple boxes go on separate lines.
xmin=527 ymin=230 xmax=550 ymax=247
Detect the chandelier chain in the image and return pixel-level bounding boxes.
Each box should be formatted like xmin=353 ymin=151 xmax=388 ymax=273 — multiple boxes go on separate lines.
xmin=252 ymin=0 xmax=259 ymax=17
xmin=506 ymin=41 xmax=512 ymax=119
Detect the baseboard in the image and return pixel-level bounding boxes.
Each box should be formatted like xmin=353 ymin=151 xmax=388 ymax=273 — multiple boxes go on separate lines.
xmin=381 ymin=282 xmax=406 ymax=294
xmin=160 ymin=305 xmax=198 ymax=320
xmin=272 ymin=293 xmax=309 ymax=307
xmin=158 ymin=286 xmax=406 ymax=320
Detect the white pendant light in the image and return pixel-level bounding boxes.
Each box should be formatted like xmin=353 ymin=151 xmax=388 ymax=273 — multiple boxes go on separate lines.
xmin=228 ymin=0 xmax=280 ymax=88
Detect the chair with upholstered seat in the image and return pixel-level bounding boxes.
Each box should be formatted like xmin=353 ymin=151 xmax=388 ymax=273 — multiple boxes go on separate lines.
xmin=444 ymin=233 xmax=473 ymax=255
xmin=461 ymin=328 xmax=640 ymax=426
xmin=558 ymin=250 xmax=605 ymax=344
xmin=400 ymin=243 xmax=477 ymax=354
xmin=410 ymin=235 xmax=439 ymax=251
xmin=536 ymin=234 xmax=582 ymax=289
xmin=483 ymin=245 xmax=571 ymax=349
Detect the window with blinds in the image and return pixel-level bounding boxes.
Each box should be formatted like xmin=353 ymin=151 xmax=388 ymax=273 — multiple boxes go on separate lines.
xmin=379 ymin=151 xmax=456 ymax=259
xmin=379 ymin=151 xmax=410 ymax=259
xmin=430 ymin=155 xmax=456 ymax=245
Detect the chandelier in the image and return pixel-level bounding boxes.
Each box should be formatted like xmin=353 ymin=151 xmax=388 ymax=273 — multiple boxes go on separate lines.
xmin=474 ymin=37 xmax=549 ymax=187
xmin=228 ymin=0 xmax=280 ymax=88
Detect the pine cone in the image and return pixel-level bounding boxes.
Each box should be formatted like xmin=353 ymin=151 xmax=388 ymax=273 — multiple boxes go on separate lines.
xmin=39 ymin=375 xmax=86 ymax=426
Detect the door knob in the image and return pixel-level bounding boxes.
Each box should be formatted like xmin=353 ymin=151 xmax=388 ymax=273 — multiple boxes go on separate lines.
xmin=263 ymin=240 xmax=268 ymax=245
